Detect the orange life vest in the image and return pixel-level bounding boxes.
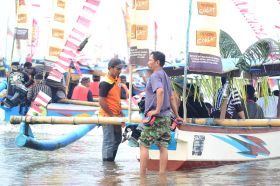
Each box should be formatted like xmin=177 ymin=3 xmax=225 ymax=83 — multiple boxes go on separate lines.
xmin=89 ymin=82 xmax=99 ymax=98
xmin=71 ymin=85 xmax=89 ymax=101
xmin=99 ymin=74 xmax=121 ymax=116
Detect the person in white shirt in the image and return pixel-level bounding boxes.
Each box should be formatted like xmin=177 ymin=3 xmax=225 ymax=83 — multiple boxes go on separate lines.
xmin=256 ymin=88 xmax=279 ymax=119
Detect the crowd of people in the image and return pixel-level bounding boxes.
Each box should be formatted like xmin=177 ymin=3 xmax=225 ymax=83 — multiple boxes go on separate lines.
xmin=1 ymin=61 xmax=67 ymax=114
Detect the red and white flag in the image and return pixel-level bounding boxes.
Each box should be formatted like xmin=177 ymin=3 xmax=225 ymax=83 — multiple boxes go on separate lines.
xmin=47 ymin=0 xmax=102 ymax=82
xmin=26 ymin=91 xmax=52 ymax=116
xmin=48 ymin=69 xmax=64 ymax=82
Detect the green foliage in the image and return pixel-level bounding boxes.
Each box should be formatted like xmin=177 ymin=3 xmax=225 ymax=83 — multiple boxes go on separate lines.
xmin=235 ymin=38 xmax=280 ymax=70
xmin=219 ymin=30 xmax=242 ymax=58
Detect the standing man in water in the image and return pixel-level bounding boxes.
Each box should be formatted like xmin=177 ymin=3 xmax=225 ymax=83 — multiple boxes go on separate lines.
xmin=139 ymin=51 xmax=183 ymax=175
xmin=99 ymin=58 xmax=123 ymax=161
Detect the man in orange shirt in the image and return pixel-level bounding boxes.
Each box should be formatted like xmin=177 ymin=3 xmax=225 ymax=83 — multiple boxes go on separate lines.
xmin=99 ymin=58 xmax=123 ymax=161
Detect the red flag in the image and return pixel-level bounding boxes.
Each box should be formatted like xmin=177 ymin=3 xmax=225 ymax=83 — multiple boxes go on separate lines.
xmin=154 ymin=21 xmax=158 ymax=50
xmin=35 ymin=91 xmax=52 ymax=106
xmin=86 ymin=0 xmax=100 ymax=6
xmin=83 ymin=5 xmax=96 ymax=14
xmin=69 ymin=34 xmax=82 ymax=42
xmin=73 ymin=61 xmax=81 ymax=75
xmin=19 ymin=0 xmax=25 ymax=5
xmin=31 ymin=19 xmax=39 ymax=57
xmin=77 ymin=16 xmax=90 ymax=27
xmin=72 ymin=28 xmax=85 ymax=37
xmin=59 ymin=56 xmax=71 ymax=63
xmin=65 ymin=40 xmax=79 ymax=50
xmin=48 ymin=70 xmax=64 ymax=82
xmin=62 ymin=49 xmax=76 ymax=58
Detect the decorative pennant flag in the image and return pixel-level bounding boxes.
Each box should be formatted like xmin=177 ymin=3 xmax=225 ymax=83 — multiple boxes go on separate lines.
xmin=232 ymin=0 xmax=267 ymax=39
xmin=48 ymin=69 xmax=64 ymax=82
xmin=26 ymin=91 xmax=52 ymax=116
xmin=47 ymin=0 xmax=102 ymax=82
xmin=31 ymin=19 xmax=39 ymax=59
xmin=188 ymin=0 xmax=222 ymax=74
xmin=77 ymin=16 xmax=91 ymax=28
xmin=154 ymin=21 xmax=158 ymax=50
xmin=122 ymin=1 xmax=131 ymax=47
xmin=86 ymin=0 xmax=100 ymax=6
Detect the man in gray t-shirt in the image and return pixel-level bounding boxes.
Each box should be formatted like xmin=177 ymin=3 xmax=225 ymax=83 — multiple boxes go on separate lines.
xmin=139 ymin=51 xmax=183 ymax=175
xmin=144 ymin=69 xmax=172 ymax=117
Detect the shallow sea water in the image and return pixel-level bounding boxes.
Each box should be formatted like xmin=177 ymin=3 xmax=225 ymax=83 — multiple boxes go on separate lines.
xmin=0 ymin=123 xmax=280 ymax=186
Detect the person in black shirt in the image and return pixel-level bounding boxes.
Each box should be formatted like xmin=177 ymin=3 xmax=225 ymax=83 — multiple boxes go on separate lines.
xmin=178 ymin=84 xmax=209 ymax=118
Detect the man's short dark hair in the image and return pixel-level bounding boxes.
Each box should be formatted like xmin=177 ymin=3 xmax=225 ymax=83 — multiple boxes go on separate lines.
xmin=81 ymin=77 xmax=90 ymax=83
xmin=221 ymin=76 xmax=227 ymax=86
xmin=245 ymin=84 xmax=255 ymax=100
xmin=92 ymin=75 xmax=100 ymax=82
xmin=11 ymin=62 xmax=20 ymax=66
xmin=273 ymin=90 xmax=279 ymax=96
xmin=24 ymin=62 xmax=32 ymax=68
xmin=108 ymin=58 xmax=123 ymax=69
xmin=120 ymin=75 xmax=126 ymax=80
xmin=34 ymin=73 xmax=43 ymax=80
xmin=150 ymin=51 xmax=165 ymax=67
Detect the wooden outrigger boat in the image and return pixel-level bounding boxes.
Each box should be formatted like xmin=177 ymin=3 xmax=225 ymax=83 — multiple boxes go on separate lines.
xmin=10 ymin=116 xmax=280 ymax=171
xmin=1 ymin=98 xmax=140 ymax=122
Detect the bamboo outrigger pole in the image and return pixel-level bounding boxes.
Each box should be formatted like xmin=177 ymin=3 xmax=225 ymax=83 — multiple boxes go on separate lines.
xmin=59 ymin=98 xmax=139 ymax=111
xmin=184 ymin=118 xmax=280 ymax=127
xmin=10 ymin=115 xmax=142 ymax=125
xmin=10 ymin=115 xmax=280 ymax=127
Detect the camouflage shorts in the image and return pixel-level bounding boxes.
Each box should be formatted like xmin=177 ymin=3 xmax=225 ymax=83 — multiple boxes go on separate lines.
xmin=139 ymin=116 xmax=171 ymax=148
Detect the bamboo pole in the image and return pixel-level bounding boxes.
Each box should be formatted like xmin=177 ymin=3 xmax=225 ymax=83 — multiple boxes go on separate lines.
xmin=10 ymin=115 xmax=142 ymax=125
xmin=128 ymin=64 xmax=133 ymax=122
xmin=185 ymin=118 xmax=280 ymax=127
xmin=64 ymin=67 xmax=72 ymax=97
xmin=10 ymin=115 xmax=280 ymax=127
xmin=183 ymin=0 xmax=193 ymax=120
xmin=277 ymin=79 xmax=280 ymax=118
xmin=59 ymin=99 xmax=139 ymax=111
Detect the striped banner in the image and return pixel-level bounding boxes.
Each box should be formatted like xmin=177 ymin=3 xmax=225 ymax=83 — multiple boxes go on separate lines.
xmin=128 ymin=0 xmax=156 ymax=66
xmin=47 ymin=0 xmax=101 ymax=82
xmin=188 ymin=0 xmax=222 ymax=74
xmin=46 ymin=0 xmax=67 ymax=62
xmin=15 ymin=0 xmax=31 ymax=60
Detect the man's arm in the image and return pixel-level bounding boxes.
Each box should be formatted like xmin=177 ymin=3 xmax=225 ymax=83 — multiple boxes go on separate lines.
xmin=87 ymin=90 xmax=94 ymax=102
xmin=99 ymin=97 xmax=114 ymax=117
xmin=277 ymin=97 xmax=280 ymax=118
xmin=237 ymin=110 xmax=246 ymax=119
xmin=170 ymin=91 xmax=180 ymax=118
xmin=26 ymin=87 xmax=33 ymax=102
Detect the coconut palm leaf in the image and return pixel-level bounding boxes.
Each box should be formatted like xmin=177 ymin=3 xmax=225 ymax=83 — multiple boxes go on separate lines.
xmin=219 ymin=30 xmax=242 ymax=58
xmin=235 ymin=38 xmax=280 ymax=70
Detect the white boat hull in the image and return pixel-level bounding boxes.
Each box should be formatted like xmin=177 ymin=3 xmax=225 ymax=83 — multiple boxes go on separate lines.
xmin=146 ymin=124 xmax=280 ymax=171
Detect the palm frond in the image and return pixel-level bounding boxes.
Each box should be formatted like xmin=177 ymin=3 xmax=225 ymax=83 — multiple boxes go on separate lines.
xmin=236 ymin=38 xmax=280 ymax=70
xmin=219 ymin=30 xmax=242 ymax=58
